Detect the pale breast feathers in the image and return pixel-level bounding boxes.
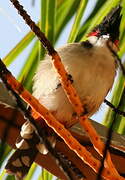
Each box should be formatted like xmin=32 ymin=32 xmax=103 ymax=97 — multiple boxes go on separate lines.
xmin=33 ymin=41 xmax=116 ymax=123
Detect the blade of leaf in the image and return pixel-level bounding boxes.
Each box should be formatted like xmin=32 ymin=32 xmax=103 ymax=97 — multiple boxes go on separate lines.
xmin=3 ymin=31 xmax=35 ymax=66
xmin=119 ymin=0 xmax=125 ymax=55
xmin=57 ymin=0 xmax=63 ymax=7
xmin=47 ymin=171 xmax=53 ymax=180
xmin=41 ymin=0 xmax=48 ymax=35
xmin=117 ymin=118 xmax=125 ymax=134
xmin=68 ymin=0 xmax=88 ymax=43
xmin=41 ymin=0 xmax=56 ymax=43
xmin=55 ymin=0 xmax=81 ymax=42
xmin=24 ymin=163 xmax=37 ymax=180
xmin=38 ymin=172 xmax=42 ymax=180
xmin=0 ymin=169 xmax=6 ymax=180
xmin=18 ymin=41 xmax=39 ymax=91
xmin=18 ymin=40 xmax=38 ymax=83
xmin=119 ymin=0 xmax=125 ymax=40
xmin=119 ymin=35 xmax=125 ymax=55
xmin=39 ymin=0 xmax=56 ymax=60
xmin=22 ymin=53 xmax=39 ymax=92
xmin=0 ymin=144 xmax=12 ymax=167
xmin=5 ymin=175 xmax=15 ymax=180
xmin=46 ymin=0 xmax=56 ymax=45
xmin=42 ymin=168 xmax=48 ymax=180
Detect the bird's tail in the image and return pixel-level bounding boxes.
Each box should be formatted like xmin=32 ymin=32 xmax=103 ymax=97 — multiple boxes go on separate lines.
xmin=5 ymin=121 xmax=39 ymax=179
xmin=5 ymin=119 xmax=56 ymax=179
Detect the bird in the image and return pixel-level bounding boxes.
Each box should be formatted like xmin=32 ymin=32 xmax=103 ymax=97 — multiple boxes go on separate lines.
xmin=5 ymin=6 xmax=121 ymax=179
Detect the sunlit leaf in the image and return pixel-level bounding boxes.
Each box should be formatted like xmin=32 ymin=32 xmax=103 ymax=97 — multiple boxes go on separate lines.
xmin=68 ymin=0 xmax=88 ymax=43
xmin=24 ymin=163 xmax=37 ymax=180
xmin=55 ymin=0 xmax=81 ymax=41
xmin=18 ymin=41 xmax=38 ymax=84
xmin=3 ymin=31 xmax=35 ymax=66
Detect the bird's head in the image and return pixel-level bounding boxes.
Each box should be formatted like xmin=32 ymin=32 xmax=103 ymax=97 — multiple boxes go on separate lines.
xmin=88 ymin=6 xmax=121 ymax=49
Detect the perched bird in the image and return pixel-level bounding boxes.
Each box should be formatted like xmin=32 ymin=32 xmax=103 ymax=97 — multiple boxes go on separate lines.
xmin=5 ymin=6 xmax=121 ymax=179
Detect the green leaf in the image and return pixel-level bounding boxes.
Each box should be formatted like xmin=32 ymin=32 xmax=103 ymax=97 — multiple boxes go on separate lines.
xmin=119 ymin=35 xmax=125 ymax=56
xmin=68 ymin=0 xmax=88 ymax=43
xmin=3 ymin=31 xmax=35 ymax=66
xmin=18 ymin=41 xmax=39 ymax=91
xmin=119 ymin=1 xmax=125 ymax=54
xmin=24 ymin=163 xmax=37 ymax=180
xmin=115 ymin=91 xmax=125 ymax=134
xmin=39 ymin=0 xmax=56 ymax=59
xmin=41 ymin=0 xmax=56 ymax=44
xmin=103 ymin=72 xmax=125 ymax=128
xmin=0 ymin=144 xmax=11 ymax=167
xmin=42 ymin=169 xmax=48 ymax=180
xmin=120 ymin=0 xmax=125 ymax=39
xmin=46 ymin=0 xmax=56 ymax=45
xmin=0 ymin=169 xmax=6 ymax=180
xmin=41 ymin=169 xmax=54 ymax=180
xmin=38 ymin=172 xmax=42 ymax=180
xmin=18 ymin=41 xmax=38 ymax=83
xmin=55 ymin=0 xmax=81 ymax=41
xmin=57 ymin=0 xmax=63 ymax=7
xmin=5 ymin=175 xmax=15 ymax=180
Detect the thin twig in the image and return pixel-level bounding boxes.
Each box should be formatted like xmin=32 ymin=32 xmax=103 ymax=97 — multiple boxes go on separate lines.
xmin=104 ymin=99 xmax=125 ymax=117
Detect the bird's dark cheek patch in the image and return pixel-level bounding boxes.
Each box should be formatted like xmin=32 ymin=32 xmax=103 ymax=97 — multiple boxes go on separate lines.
xmin=81 ymin=40 xmax=93 ymax=49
